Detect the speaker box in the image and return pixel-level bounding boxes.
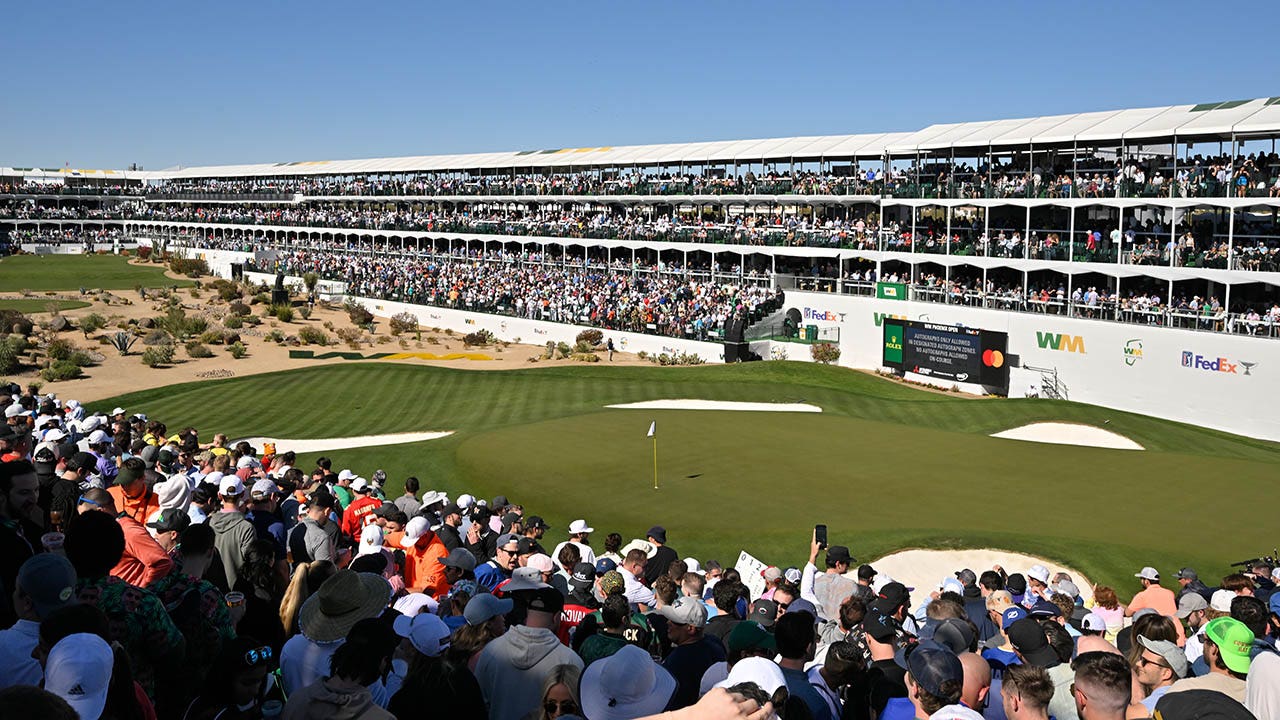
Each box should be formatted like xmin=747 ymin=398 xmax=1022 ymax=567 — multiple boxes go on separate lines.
xmin=724 ymin=342 xmax=750 ymax=362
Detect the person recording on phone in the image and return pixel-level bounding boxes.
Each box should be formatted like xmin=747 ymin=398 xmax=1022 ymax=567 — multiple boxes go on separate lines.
xmin=801 ymin=526 xmax=857 ymax=623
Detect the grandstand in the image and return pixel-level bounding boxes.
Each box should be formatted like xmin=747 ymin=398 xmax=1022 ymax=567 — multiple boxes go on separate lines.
xmin=3 ymin=96 xmax=1279 ymax=438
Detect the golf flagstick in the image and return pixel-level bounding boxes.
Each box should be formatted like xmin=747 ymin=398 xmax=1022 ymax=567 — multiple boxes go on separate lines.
xmin=647 ymin=421 xmax=658 ymax=490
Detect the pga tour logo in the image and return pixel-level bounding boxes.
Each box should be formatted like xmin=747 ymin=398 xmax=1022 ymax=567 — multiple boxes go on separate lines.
xmin=1181 ymin=351 xmax=1256 ymax=376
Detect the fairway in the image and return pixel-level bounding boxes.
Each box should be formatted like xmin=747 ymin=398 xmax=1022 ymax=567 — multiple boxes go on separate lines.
xmin=0 ymin=254 xmax=192 ymax=291
xmin=92 ymin=362 xmax=1280 ymax=596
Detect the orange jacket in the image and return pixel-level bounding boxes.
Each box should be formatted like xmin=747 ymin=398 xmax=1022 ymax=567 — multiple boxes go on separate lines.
xmin=113 ymin=517 xmax=173 ymax=588
xmin=403 ymin=530 xmax=448 ymax=597
xmin=108 ymin=485 xmax=162 ymax=526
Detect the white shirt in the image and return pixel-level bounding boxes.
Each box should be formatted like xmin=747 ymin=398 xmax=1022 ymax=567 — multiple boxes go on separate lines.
xmin=1247 ymin=648 xmax=1280 ymax=719
xmin=279 ymin=634 xmax=395 ymax=708
xmin=620 ymin=565 xmax=655 ymax=607
xmin=0 ymin=620 xmax=42 ymax=690
xmin=551 ymin=540 xmax=596 ymax=569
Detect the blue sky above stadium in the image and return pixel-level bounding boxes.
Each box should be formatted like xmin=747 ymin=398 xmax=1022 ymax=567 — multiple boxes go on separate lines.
xmin=4 ymin=0 xmax=1276 ymax=170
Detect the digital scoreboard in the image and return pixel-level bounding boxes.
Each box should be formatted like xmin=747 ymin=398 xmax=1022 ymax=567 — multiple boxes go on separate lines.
xmin=882 ymin=319 xmax=1009 ymax=391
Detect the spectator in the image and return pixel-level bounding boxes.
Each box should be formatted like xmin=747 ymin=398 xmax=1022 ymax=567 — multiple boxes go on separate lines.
xmin=578 ymin=594 xmax=636 ymax=666
xmin=476 ymin=532 xmax=522 ymax=592
xmin=475 ymin=586 xmax=583 ymax=720
xmin=0 ymin=685 xmax=77 ymax=720
xmin=107 ymin=456 xmax=160 ymax=525
xmin=803 ymin=536 xmax=856 ymax=623
xmin=1006 ymin=617 xmax=1076 ymax=720
xmin=620 ymin=546 xmax=658 ymax=609
xmin=707 ymin=581 xmax=744 ymax=646
xmin=279 ymin=569 xmax=392 ymax=697
xmin=775 ymin=610 xmax=832 ymax=720
xmin=1068 ymin=651 xmax=1131 ymax=720
xmin=233 ymin=539 xmax=289 ymax=652
xmin=42 ymin=632 xmax=118 ymax=720
xmin=279 ymin=560 xmax=337 ymax=637
xmin=388 ymin=612 xmax=485 ymax=718
xmin=1166 ymin=616 xmax=1254 ymax=704
xmin=437 ymin=502 xmax=465 ymax=552
xmin=1133 ymin=635 xmax=1187 ymax=712
xmin=811 ymin=639 xmax=862 ymax=719
xmin=580 ymin=644 xmax=676 ymax=720
xmin=554 ymin=519 xmax=597 ymax=569
xmin=246 ymin=479 xmax=287 ymax=559
xmin=182 ymin=636 xmax=286 ymax=720
xmin=896 ymin=641 xmax=981 ymax=720
xmin=0 ymin=460 xmax=37 ymax=627
xmin=210 ymin=476 xmax=258 ymax=589
xmin=530 ymin=664 xmax=582 ymax=720
xmin=0 ymin=553 xmax=77 ymax=690
xmin=1000 ymin=664 xmax=1055 ymax=720
xmin=282 ymin=618 xmax=397 ymax=720
xmin=399 ymin=516 xmax=448 ymax=595
xmin=1175 ymin=568 xmax=1212 ymax=602
xmin=340 ymin=477 xmax=381 ymax=538
xmin=78 ymin=487 xmax=172 ymax=588
xmin=393 ymin=476 xmax=421 ymax=517
xmin=643 ymin=525 xmax=677 ymax=585
xmin=665 ymin=594 xmax=727 ymax=707
xmin=453 ymin=592 xmax=511 ymax=671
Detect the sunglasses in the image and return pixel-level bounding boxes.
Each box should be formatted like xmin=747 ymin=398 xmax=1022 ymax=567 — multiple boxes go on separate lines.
xmin=543 ymin=700 xmax=578 ymax=715
xmin=244 ymin=646 xmax=273 ymax=666
xmin=77 ymin=495 xmax=102 ymax=508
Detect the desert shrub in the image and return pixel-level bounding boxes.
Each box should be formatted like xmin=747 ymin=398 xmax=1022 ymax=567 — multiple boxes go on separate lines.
xmin=41 ymin=360 xmax=82 ymax=382
xmin=273 ymin=304 xmax=294 ymax=323
xmin=141 ymin=345 xmax=175 ymax=367
xmin=344 ymin=300 xmax=373 ymax=327
xmin=185 ymin=342 xmax=214 ymax=358
xmin=265 ymin=329 xmax=285 ymax=344
xmin=555 ymin=342 xmax=572 ymax=359
xmin=79 ymin=313 xmax=107 ymax=338
xmin=211 ymin=279 xmax=243 ymax=302
xmin=543 ymin=341 xmax=556 ymax=360
xmin=335 ymin=327 xmax=363 ymax=349
xmin=223 ymin=315 xmax=243 ymax=330
xmin=67 ymin=351 xmax=96 ymax=367
xmin=252 ymin=293 xmax=269 ymax=305
xmin=636 ymin=350 xmax=648 ymax=360
xmin=810 ymin=343 xmax=841 ymax=365
xmin=169 ymin=254 xmax=209 ymax=278
xmin=389 ymin=312 xmax=418 ymax=336
xmin=575 ymin=329 xmax=603 ymax=346
xmin=228 ymin=301 xmax=250 ymax=316
xmin=143 ymin=330 xmax=172 ymax=346
xmin=463 ymin=330 xmax=496 ymax=347
xmin=199 ymin=330 xmax=226 ymax=345
xmin=425 ymin=336 xmax=439 ymax=345
xmin=573 ymin=340 xmax=596 ymax=354
xmin=299 ymin=306 xmax=311 ymax=320
xmin=0 ymin=310 xmax=33 ymax=336
xmin=573 ymin=352 xmax=601 ymax=363
xmin=45 ymin=338 xmax=75 ymax=362
xmin=0 ymin=342 xmax=21 ymax=375
xmin=228 ymin=341 xmax=247 ymax=359
xmin=108 ymin=331 xmax=137 ymax=356
xmin=295 ymin=326 xmax=326 ymax=345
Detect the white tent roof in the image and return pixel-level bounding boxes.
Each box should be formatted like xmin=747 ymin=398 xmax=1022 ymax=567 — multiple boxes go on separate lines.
xmin=103 ymin=95 xmax=1280 ymax=180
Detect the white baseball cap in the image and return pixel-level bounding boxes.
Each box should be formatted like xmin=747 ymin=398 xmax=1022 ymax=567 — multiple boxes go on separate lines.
xmin=219 ymin=476 xmax=245 ymax=496
xmin=357 ymin=525 xmax=385 ymax=556
xmin=337 ymin=469 xmax=355 ymax=481
xmin=715 ymin=656 xmax=786 ymax=694
xmin=235 ymin=455 xmax=260 ymax=469
xmin=250 ymin=478 xmax=278 ymax=498
xmin=400 ymin=516 xmax=430 ymax=548
xmin=527 ymin=553 xmax=554 ymax=574
xmin=1210 ymin=588 xmax=1235 ymax=613
xmin=1028 ymin=564 xmax=1051 ymax=584
xmin=684 ymin=558 xmax=705 ymax=575
xmin=87 ymin=429 xmax=111 ymax=445
xmin=569 ymin=519 xmax=594 ymax=534
xmin=394 ymin=613 xmax=452 ymax=657
xmin=1135 ymin=566 xmax=1160 ymax=581
xmin=1081 ymin=612 xmax=1109 ymax=633
xmin=44 ymin=633 xmax=113 ymax=720
xmin=456 ymin=493 xmax=476 ymax=509
xmin=110 ymin=407 xmax=126 ymax=416
xmin=42 ymin=428 xmax=68 ymax=443
xmin=4 ymin=403 xmax=24 ymax=419
xmin=350 ymin=477 xmax=370 ymax=493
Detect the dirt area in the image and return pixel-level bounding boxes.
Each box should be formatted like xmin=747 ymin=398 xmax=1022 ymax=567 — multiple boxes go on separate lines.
xmin=4 ymin=262 xmax=649 ymax=403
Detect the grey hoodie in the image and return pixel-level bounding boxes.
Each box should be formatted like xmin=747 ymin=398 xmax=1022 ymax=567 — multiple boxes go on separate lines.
xmin=209 ymin=509 xmax=257 ymax=589
xmin=281 ymin=677 xmax=395 ymax=720
xmin=474 ymin=625 xmax=584 ymax=720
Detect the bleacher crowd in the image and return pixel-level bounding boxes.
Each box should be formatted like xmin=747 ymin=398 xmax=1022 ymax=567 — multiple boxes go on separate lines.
xmin=0 ymin=392 xmax=1277 ymax=719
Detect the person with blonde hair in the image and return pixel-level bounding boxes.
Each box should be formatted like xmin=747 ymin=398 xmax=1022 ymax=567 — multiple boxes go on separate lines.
xmin=278 ymin=560 xmax=336 ymax=636
xmin=526 ymin=664 xmax=582 ymax=720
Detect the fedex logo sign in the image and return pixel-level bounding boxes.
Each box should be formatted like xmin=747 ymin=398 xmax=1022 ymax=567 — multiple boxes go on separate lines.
xmin=1181 ymin=351 xmax=1254 ymax=375
xmin=804 ymin=308 xmax=846 ymax=322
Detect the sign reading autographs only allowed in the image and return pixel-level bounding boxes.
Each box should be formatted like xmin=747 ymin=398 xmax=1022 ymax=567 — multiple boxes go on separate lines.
xmin=735 ymin=550 xmax=768 ymax=599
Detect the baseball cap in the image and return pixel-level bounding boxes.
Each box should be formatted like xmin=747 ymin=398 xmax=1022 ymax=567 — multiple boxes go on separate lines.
xmin=762 ymin=566 xmax=782 ymax=583
xmin=1175 ymin=567 xmax=1198 ymax=581
xmin=395 ymin=613 xmax=452 ymax=657
xmin=1007 ymin=617 xmax=1060 ymax=667
xmin=147 ymin=509 xmax=191 ymax=535
xmin=44 ymin=633 xmax=113 ymax=720
xmin=495 ymin=532 xmax=521 ymax=552
xmin=138 ymin=445 xmax=160 ymax=469
xmin=933 ymin=617 xmax=977 ymax=655
xmin=522 ymin=586 xmax=565 ymax=614
xmin=685 ymin=558 xmax=706 ymax=576
xmin=440 ymin=502 xmax=462 ymax=518
xmin=66 ymin=451 xmax=97 ymax=472
xmin=1269 ymin=592 xmax=1280 ymax=618
xmin=1029 ymin=598 xmax=1062 ymax=618
xmin=894 ymin=641 xmax=964 ymax=698
xmin=1202 ymin=617 xmax=1254 ymax=674
xmin=1080 ymin=612 xmax=1108 ymax=633
xmin=235 ymin=455 xmax=260 ymax=470
xmin=599 ymin=571 xmax=624 ymax=596
xmin=1138 ymin=635 xmax=1188 ymax=679
xmin=939 ymin=577 xmax=964 ymax=596
xmin=858 ymin=564 xmax=878 ymax=580
xmin=1054 ymin=580 xmax=1080 ymax=598
xmin=877 ymin=581 xmax=911 ymax=610
xmin=1153 ymin=689 xmax=1257 ymax=720
xmin=250 ymin=478 xmax=279 ymax=499
xmin=748 ymin=599 xmax=778 ymax=628
xmin=522 ymin=514 xmax=547 ymax=529
xmin=527 ymin=553 xmax=553 ymax=574
xmin=783 ymin=567 xmax=801 ymax=585
xmin=826 ymin=545 xmax=853 ymax=564
xmin=218 ymin=476 xmax=245 ymax=496
xmin=350 ymin=477 xmax=370 ymax=493
xmin=1006 ymin=574 xmax=1028 ymax=596
xmin=16 ymin=554 xmax=77 ymax=619
xmin=594 ymin=557 xmax=618 ymax=575
xmin=337 ymin=469 xmax=355 ymax=481
xmin=440 ymin=548 xmax=477 ymax=572
xmin=464 ymin=593 xmax=513 ymax=626
xmin=1001 ymin=606 xmax=1029 ymax=630
xmin=400 ymin=517 xmax=431 ymax=548
xmin=659 ymin=596 xmax=708 ymax=627
xmin=86 ymin=429 xmax=110 ymax=445
xmin=1135 ymin=566 xmax=1160 ymax=581
xmin=4 ymin=403 xmax=24 ymax=419
xmin=570 ymin=562 xmax=596 ymax=591
xmin=863 ymin=610 xmax=900 ymax=644
xmin=356 ymin=525 xmax=385 ymax=556
xmin=1176 ymin=593 xmax=1208 ymax=618
xmin=786 ymin=598 xmax=817 ymax=617
xmin=727 ymin=621 xmax=777 ymax=654
xmin=955 ymin=569 xmax=977 ymax=586
xmin=114 ymin=462 xmax=143 ymax=487
xmin=568 ymin=519 xmax=593 ymax=534
xmin=110 ymin=407 xmax=126 ymax=416
xmin=1210 ymin=589 xmax=1235 ymax=613
xmin=646 ymin=525 xmax=667 ymax=544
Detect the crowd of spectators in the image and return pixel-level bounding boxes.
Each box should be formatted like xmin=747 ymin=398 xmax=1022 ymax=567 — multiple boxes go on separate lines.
xmin=0 ymin=395 xmax=1278 ymax=719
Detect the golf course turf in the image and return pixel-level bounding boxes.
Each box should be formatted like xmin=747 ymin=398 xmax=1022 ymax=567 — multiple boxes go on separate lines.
xmin=0 ymin=298 xmax=91 ymax=312
xmin=92 ymin=361 xmax=1280 ymax=597
xmin=0 ymin=254 xmax=191 ymax=292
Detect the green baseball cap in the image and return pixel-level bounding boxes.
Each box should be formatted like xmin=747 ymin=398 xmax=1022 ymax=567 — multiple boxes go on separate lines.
xmin=1203 ymin=616 xmax=1254 ymax=674
xmin=115 ymin=463 xmax=142 ymax=486
xmin=727 ymin=620 xmax=777 ymax=654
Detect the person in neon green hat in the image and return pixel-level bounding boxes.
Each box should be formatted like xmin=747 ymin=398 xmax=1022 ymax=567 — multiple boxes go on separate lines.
xmin=1166 ymin=616 xmax=1254 ymax=704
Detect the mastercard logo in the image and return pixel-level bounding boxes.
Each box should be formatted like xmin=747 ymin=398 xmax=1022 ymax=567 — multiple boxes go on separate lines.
xmin=982 ymin=349 xmax=1004 ymax=368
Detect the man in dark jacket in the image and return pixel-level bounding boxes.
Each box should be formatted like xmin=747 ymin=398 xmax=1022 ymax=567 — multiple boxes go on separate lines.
xmin=643 ymin=525 xmax=678 ymax=585
xmin=436 ymin=502 xmax=463 ymax=552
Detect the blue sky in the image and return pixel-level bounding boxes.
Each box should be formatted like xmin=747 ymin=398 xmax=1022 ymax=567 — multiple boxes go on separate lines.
xmin=3 ymin=1 xmax=1276 ymax=170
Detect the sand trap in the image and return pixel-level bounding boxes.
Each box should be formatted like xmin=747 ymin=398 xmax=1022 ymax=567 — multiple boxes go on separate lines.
xmin=868 ymin=548 xmax=1095 ymax=603
xmin=991 ymin=422 xmax=1144 ymax=451
xmin=607 ymin=399 xmax=822 ymax=413
xmin=232 ymin=431 xmax=454 ymax=454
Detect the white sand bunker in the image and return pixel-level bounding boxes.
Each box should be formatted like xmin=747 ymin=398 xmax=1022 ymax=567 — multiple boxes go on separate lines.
xmin=233 ymin=431 xmax=454 ymax=454
xmin=991 ymin=422 xmax=1144 ymax=451
xmin=607 ymin=399 xmax=822 ymax=413
xmin=869 ymin=548 xmax=1095 ymax=603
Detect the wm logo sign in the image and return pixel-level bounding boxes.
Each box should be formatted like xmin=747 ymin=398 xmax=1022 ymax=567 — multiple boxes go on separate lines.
xmin=1036 ymin=331 xmax=1086 ymax=354
xmin=873 ymin=312 xmax=906 ymax=327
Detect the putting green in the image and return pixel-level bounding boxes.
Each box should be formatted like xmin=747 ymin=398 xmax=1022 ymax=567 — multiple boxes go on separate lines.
xmin=0 ymin=254 xmax=192 ymax=292
xmin=92 ymin=362 xmax=1280 ymax=596
xmin=0 ymin=298 xmax=91 ymax=312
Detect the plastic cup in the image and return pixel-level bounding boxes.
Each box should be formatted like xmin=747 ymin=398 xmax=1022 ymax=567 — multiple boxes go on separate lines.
xmin=225 ymin=591 xmax=246 ymax=608
xmin=41 ymin=532 xmax=65 ymax=553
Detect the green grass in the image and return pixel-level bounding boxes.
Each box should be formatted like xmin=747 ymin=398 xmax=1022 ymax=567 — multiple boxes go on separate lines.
xmin=92 ymin=362 xmax=1280 ymax=597
xmin=0 ymin=254 xmax=192 ymax=292
xmin=0 ymin=298 xmax=91 ymax=312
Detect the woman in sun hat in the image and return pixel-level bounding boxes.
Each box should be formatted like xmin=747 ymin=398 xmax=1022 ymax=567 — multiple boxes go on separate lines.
xmin=580 ymin=644 xmax=677 ymax=720
xmin=278 ymin=569 xmax=392 ymax=696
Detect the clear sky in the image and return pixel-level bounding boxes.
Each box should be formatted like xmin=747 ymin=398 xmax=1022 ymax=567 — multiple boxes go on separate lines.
xmin=3 ymin=0 xmax=1276 ymax=170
